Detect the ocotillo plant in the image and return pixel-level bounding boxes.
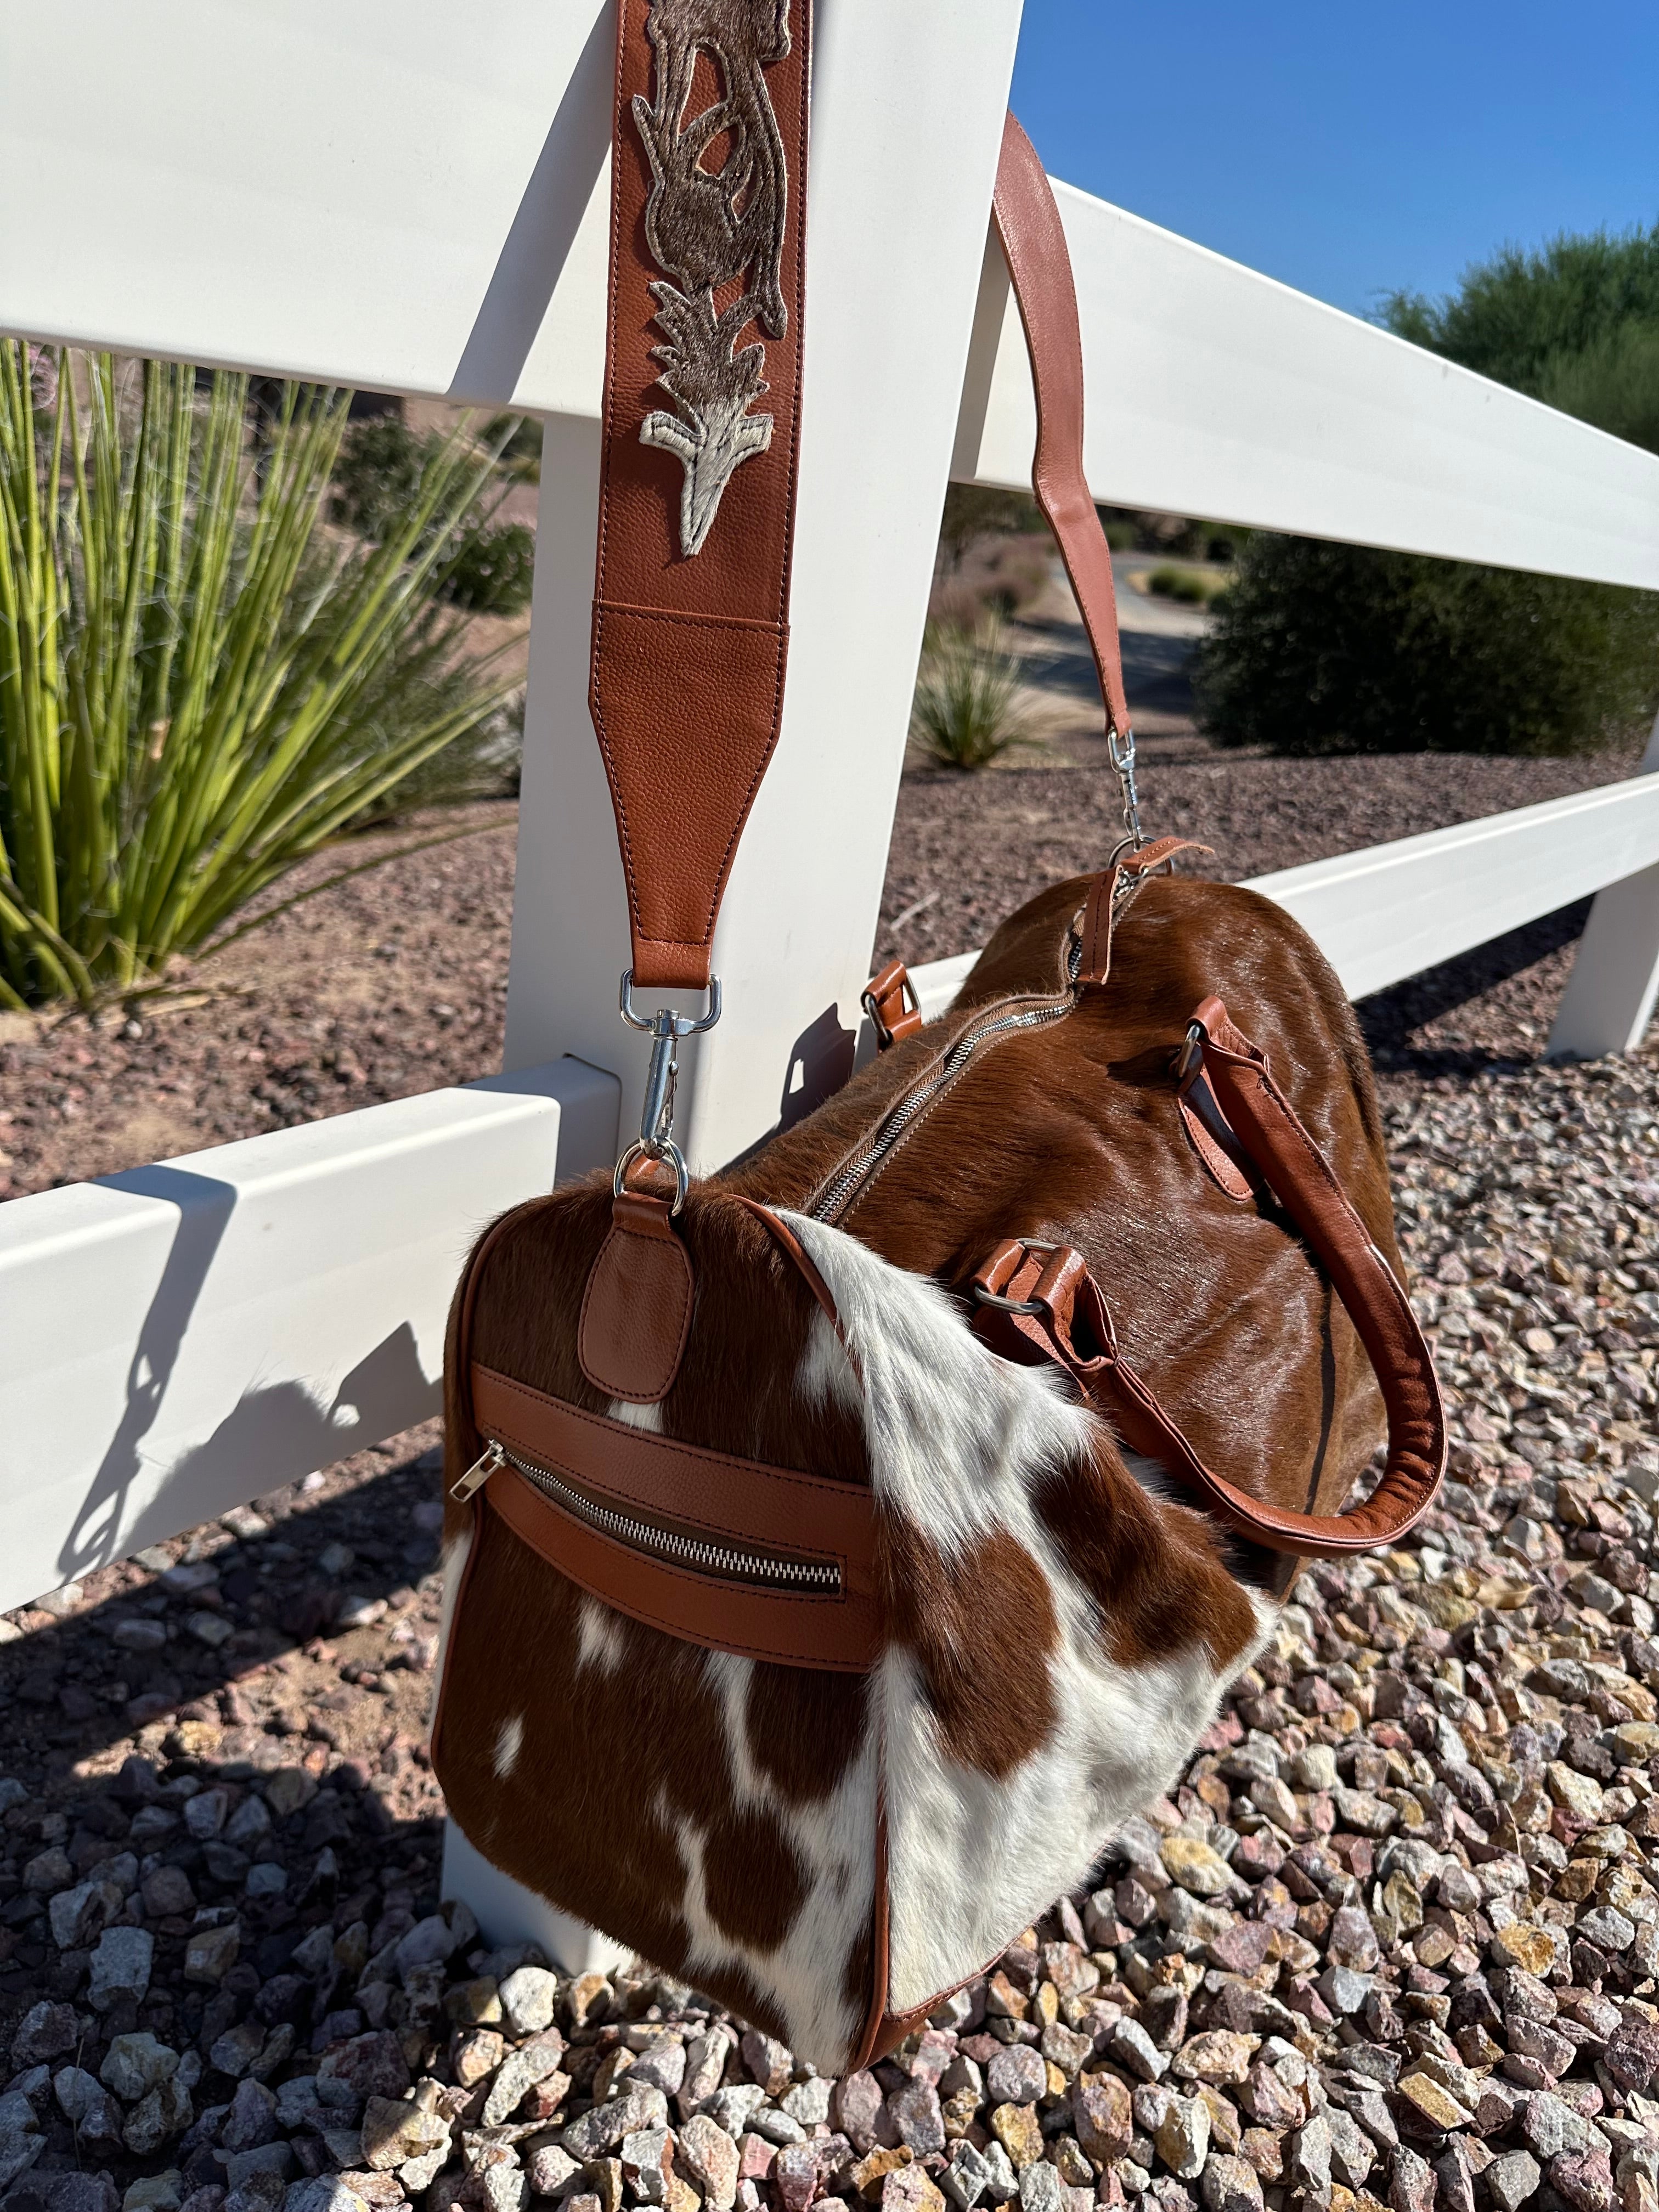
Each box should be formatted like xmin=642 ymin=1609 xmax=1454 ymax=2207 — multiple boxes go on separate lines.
xmin=0 ymin=347 xmax=522 ymax=1010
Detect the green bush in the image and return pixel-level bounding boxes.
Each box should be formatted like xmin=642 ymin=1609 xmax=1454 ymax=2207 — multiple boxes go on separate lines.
xmin=1535 ymin=323 xmax=1659 ymax=455
xmin=1146 ymin=563 xmax=1230 ymax=606
xmin=1384 ymin=223 xmax=1659 ymax=392
xmin=484 ymin=411 xmax=544 ymax=482
xmin=446 ymin=520 xmax=537 ymax=616
xmin=0 ymin=348 xmax=522 ymax=1010
xmin=1195 ymin=535 xmax=1659 ymax=758
xmin=332 ymin=414 xmax=534 ymax=612
xmin=911 ymin=619 xmax=1030 ymax=770
xmin=936 ymin=484 xmax=1042 ymax=569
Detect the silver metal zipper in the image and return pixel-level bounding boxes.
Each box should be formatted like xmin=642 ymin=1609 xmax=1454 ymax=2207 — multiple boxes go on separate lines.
xmin=452 ymin=1441 xmax=505 ymax=1502
xmin=811 ymin=990 xmax=1076 ymax=1222
xmin=452 ymin=1438 xmax=840 ymax=1595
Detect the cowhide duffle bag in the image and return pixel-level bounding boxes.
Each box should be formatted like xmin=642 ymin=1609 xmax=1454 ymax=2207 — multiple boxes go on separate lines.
xmin=431 ymin=0 xmax=1446 ymax=2073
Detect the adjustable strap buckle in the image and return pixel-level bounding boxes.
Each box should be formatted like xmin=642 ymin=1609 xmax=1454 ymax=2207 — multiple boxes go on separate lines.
xmin=971 ymin=1238 xmax=1119 ymax=1368
xmin=616 ymin=970 xmax=722 ymax=1213
xmin=973 ymin=1238 xmax=1119 ymax=1371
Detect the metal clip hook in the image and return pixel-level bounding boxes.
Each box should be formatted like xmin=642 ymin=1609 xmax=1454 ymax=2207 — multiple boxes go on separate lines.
xmin=615 ymin=972 xmax=722 ymax=1212
xmin=1108 ymin=723 xmax=1144 ymax=850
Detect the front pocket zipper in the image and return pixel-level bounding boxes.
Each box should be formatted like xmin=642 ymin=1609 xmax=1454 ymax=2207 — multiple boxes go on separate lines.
xmin=450 ymin=1440 xmax=842 ymax=1595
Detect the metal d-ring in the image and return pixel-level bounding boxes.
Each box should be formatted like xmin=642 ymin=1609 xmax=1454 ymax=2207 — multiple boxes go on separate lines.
xmin=613 ymin=1137 xmax=691 ymax=1214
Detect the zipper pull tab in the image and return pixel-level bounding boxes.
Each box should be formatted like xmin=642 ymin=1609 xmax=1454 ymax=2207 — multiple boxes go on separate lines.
xmin=450 ymin=1441 xmax=504 ymax=1503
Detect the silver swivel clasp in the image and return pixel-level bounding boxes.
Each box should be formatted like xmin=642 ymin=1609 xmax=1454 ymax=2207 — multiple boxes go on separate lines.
xmin=615 ymin=969 xmax=722 ymax=1212
xmin=1108 ymin=723 xmax=1144 ymax=850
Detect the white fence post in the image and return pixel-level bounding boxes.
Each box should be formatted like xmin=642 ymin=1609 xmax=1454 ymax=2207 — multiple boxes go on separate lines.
xmin=501 ymin=2 xmax=1027 ymax=1171
xmin=1549 ymin=714 xmax=1659 ymax=1058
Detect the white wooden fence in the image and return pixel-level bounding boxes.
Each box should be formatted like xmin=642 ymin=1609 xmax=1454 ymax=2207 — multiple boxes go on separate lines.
xmin=3 ymin=1 xmax=1659 ymax=1614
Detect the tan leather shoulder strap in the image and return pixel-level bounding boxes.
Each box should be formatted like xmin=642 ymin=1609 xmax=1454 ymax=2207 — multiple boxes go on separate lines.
xmin=992 ymin=114 xmax=1130 ymax=744
xmin=589 ymin=0 xmax=812 ymax=990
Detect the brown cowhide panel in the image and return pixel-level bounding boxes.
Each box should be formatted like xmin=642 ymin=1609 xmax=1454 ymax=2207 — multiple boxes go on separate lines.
xmin=437 ymin=1188 xmax=880 ymax=2063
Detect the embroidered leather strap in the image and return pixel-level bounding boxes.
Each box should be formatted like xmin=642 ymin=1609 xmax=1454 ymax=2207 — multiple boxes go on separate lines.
xmin=590 ymin=0 xmax=812 ymax=990
xmin=972 ymin=1002 xmax=1446 ymax=1557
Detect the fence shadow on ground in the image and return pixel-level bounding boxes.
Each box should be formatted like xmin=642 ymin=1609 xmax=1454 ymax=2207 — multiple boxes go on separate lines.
xmin=2 ymin=1447 xmax=447 ymax=1792
xmin=1357 ymin=897 xmax=1592 ymax=1073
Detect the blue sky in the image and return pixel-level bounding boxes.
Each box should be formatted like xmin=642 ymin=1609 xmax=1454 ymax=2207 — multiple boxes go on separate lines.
xmin=1009 ymin=0 xmax=1659 ymax=322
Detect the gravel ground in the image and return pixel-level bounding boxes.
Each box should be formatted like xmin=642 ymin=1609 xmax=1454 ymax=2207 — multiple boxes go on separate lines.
xmin=4 ymin=583 xmax=1659 ymax=2212
xmin=0 ymin=1037 xmax=1656 ymax=2212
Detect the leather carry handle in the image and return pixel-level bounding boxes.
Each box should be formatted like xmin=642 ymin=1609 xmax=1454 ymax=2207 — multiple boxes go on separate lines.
xmin=991 ymin=114 xmax=1131 ymax=742
xmin=589 ymin=0 xmax=812 ymax=991
xmin=974 ymin=1000 xmax=1446 ymax=1557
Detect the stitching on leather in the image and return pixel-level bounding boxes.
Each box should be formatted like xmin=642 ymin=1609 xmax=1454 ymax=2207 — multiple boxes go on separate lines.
xmin=473 ymin=1365 xmax=874 ymax=1511
xmin=576 ymin=1224 xmax=693 ymax=1404
xmin=486 ymin=1485 xmax=870 ymax=1672
xmin=596 ymin=597 xmax=787 ymax=637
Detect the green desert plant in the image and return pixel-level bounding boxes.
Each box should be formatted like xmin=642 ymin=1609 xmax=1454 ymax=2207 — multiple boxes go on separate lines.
xmin=0 ymin=347 xmax=522 ymax=1010
xmin=1195 ymin=534 xmax=1659 ymax=758
xmin=910 ymin=617 xmax=1030 ymax=770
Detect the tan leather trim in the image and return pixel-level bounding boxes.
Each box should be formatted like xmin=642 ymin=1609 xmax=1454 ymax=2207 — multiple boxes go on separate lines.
xmin=479 ymin=1455 xmax=873 ymax=1674
xmin=1176 ymin=1071 xmax=1257 ymax=1203
xmin=470 ymin=1364 xmax=877 ymax=1671
xmin=577 ymin=1189 xmax=695 ymax=1403
xmin=851 ymin=1792 xmax=891 ymax=2070
xmin=862 ymin=959 xmax=923 ymax=1051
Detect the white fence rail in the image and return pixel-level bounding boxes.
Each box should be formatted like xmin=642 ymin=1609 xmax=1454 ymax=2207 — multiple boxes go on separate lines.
xmin=0 ymin=1063 xmax=616 ymax=1618
xmin=2 ymin=0 xmax=1658 ymax=1624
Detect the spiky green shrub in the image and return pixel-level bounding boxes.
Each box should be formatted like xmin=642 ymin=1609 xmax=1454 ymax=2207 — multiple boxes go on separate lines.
xmin=0 ymin=348 xmax=522 ymax=1009
xmin=910 ymin=618 xmax=1030 ymax=770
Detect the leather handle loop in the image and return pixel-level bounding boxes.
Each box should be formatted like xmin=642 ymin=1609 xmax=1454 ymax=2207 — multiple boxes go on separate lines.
xmin=974 ymin=1003 xmax=1445 ymax=1558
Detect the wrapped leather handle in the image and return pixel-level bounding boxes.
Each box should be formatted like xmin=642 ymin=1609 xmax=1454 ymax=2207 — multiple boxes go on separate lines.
xmin=974 ymin=999 xmax=1446 ymax=1557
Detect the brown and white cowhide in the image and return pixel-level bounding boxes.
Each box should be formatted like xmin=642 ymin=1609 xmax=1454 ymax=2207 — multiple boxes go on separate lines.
xmin=435 ymin=1190 xmax=1273 ymax=2072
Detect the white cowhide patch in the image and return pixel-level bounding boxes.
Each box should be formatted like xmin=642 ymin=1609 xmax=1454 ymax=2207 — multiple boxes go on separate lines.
xmin=784 ymin=1210 xmax=1276 ymax=2018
